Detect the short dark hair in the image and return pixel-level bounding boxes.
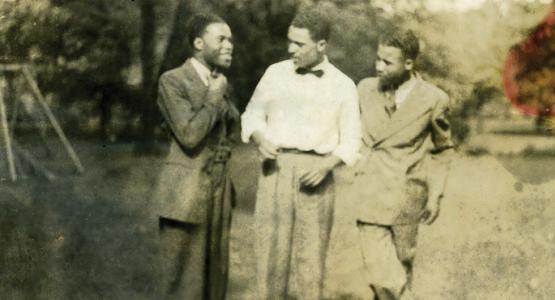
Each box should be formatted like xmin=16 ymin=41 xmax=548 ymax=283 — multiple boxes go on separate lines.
xmin=291 ymin=7 xmax=331 ymax=42
xmin=187 ymin=13 xmax=225 ymax=48
xmin=379 ymin=29 xmax=420 ymax=60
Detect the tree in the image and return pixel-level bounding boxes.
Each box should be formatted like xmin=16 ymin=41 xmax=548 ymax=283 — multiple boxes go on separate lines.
xmin=135 ymin=0 xmax=158 ymax=150
xmin=509 ymin=11 xmax=555 ymax=131
xmin=0 ymin=0 xmax=140 ymax=139
xmin=4 ymin=0 xmax=551 ymax=145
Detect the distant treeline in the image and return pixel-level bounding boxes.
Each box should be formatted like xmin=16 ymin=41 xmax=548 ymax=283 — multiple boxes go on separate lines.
xmin=1 ymin=0 xmax=551 ymax=144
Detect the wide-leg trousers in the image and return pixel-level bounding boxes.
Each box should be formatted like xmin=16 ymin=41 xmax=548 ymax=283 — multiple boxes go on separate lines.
xmin=357 ymin=222 xmax=419 ymax=300
xmin=158 ymin=164 xmax=231 ymax=300
xmin=254 ymin=153 xmax=334 ymax=300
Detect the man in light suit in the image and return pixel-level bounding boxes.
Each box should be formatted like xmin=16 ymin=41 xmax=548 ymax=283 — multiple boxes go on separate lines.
xmin=152 ymin=14 xmax=238 ymax=300
xmin=352 ymin=29 xmax=455 ymax=299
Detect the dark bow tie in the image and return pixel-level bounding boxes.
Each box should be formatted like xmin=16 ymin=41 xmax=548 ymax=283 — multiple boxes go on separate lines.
xmin=295 ymin=68 xmax=324 ymax=77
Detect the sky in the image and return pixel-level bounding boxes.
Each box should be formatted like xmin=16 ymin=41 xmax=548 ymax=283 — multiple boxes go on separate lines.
xmin=372 ymin=0 xmax=552 ymax=13
xmin=426 ymin=0 xmax=552 ymax=11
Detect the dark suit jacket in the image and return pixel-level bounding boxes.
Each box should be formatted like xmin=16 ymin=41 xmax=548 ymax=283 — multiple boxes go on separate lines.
xmin=351 ymin=77 xmax=454 ymax=225
xmin=152 ymin=58 xmax=238 ymax=224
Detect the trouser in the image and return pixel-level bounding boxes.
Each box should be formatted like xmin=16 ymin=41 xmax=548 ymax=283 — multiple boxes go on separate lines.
xmin=255 ymin=153 xmax=335 ymax=300
xmin=357 ymin=222 xmax=419 ymax=300
xmin=158 ymin=219 xmax=208 ymax=299
xmin=158 ymin=164 xmax=231 ymax=300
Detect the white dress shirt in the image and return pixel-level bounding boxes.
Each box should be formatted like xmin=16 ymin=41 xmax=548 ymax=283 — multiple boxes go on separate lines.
xmin=241 ymin=57 xmax=361 ymax=166
xmin=190 ymin=57 xmax=211 ymax=86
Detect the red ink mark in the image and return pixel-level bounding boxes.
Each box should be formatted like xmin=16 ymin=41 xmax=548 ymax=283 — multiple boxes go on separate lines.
xmin=503 ymin=11 xmax=555 ymax=117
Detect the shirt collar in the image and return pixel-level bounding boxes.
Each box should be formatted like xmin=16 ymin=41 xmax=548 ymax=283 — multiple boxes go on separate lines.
xmin=311 ymin=55 xmax=329 ymax=71
xmin=190 ymin=57 xmax=212 ymax=86
xmin=293 ymin=55 xmax=330 ymax=71
xmin=395 ymin=72 xmax=420 ymax=107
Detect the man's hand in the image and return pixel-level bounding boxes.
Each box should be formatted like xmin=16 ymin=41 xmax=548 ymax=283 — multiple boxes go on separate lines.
xmin=251 ymin=131 xmax=278 ymax=160
xmin=299 ymin=155 xmax=342 ymax=188
xmin=207 ymin=72 xmax=228 ymax=112
xmin=421 ymin=196 xmax=441 ymax=225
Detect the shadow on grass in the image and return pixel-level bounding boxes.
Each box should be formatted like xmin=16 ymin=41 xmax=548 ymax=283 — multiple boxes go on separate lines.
xmin=496 ymin=145 xmax=555 ymax=184
xmin=491 ymin=129 xmax=554 ymax=137
xmin=0 ymin=141 xmax=165 ymax=299
xmin=465 ymin=146 xmax=491 ymax=157
xmin=518 ymin=146 xmax=555 ymax=158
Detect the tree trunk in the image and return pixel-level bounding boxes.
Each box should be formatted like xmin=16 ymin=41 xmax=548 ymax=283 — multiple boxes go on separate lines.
xmin=135 ymin=0 xmax=157 ymax=153
xmin=159 ymin=0 xmax=202 ymax=74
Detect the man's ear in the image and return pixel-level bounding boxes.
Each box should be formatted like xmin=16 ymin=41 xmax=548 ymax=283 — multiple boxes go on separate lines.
xmin=404 ymin=58 xmax=414 ymax=71
xmin=316 ymin=40 xmax=327 ymax=52
xmin=193 ymin=37 xmax=204 ymax=51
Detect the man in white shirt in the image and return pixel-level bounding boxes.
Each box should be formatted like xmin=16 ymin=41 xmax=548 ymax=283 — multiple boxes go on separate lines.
xmin=241 ymin=7 xmax=361 ymax=300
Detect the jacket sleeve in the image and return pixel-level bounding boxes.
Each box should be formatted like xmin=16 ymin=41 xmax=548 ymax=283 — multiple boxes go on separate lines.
xmin=224 ymin=90 xmax=242 ymax=144
xmin=427 ymin=94 xmax=455 ymax=201
xmin=157 ymin=73 xmax=222 ymax=149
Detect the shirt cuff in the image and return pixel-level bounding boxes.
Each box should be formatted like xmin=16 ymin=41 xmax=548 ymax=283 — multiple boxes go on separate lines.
xmin=240 ymin=123 xmax=266 ymax=144
xmin=332 ymin=147 xmax=360 ymax=167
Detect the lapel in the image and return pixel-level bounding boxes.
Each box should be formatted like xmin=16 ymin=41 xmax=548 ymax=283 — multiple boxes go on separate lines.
xmin=372 ymin=79 xmax=435 ymax=145
xmin=181 ymin=59 xmax=209 ymax=108
xmin=360 ymin=86 xmax=390 ymax=144
xmin=181 ymin=58 xmax=236 ymax=111
xmin=182 ymin=58 xmax=237 ymax=140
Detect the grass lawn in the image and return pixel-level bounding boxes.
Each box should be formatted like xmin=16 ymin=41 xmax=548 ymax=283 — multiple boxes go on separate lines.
xmin=1 ymin=140 xmax=554 ymax=299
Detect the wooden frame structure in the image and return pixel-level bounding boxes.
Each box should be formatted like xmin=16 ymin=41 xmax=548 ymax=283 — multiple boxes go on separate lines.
xmin=0 ymin=63 xmax=84 ymax=181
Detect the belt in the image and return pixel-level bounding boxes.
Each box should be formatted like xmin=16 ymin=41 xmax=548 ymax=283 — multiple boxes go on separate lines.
xmin=202 ymin=146 xmax=231 ymax=175
xmin=278 ymin=148 xmax=324 ymax=156
xmin=211 ymin=145 xmax=232 ymax=163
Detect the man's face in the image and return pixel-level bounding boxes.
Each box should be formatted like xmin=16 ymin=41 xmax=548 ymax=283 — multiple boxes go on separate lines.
xmin=376 ymin=44 xmax=412 ymax=90
xmin=287 ymin=26 xmax=325 ymax=69
xmin=198 ymin=22 xmax=233 ymax=69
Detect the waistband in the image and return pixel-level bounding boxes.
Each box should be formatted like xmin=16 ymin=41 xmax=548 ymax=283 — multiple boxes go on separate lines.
xmin=210 ymin=144 xmax=232 ymax=163
xmin=277 ymin=148 xmax=325 ymax=156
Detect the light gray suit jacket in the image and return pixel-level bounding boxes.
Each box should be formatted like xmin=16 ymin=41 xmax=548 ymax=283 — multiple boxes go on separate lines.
xmin=351 ymin=77 xmax=454 ymax=225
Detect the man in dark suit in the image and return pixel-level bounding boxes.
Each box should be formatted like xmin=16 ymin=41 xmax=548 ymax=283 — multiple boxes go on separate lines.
xmin=152 ymin=13 xmax=238 ymax=300
xmin=349 ymin=29 xmax=455 ymax=299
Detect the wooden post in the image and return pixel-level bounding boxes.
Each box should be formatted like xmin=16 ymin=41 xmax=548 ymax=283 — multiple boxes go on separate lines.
xmin=12 ymin=140 xmax=56 ymax=181
xmin=7 ymin=73 xmax=19 ymax=138
xmin=22 ymin=66 xmax=84 ymax=174
xmin=5 ymin=75 xmax=26 ymax=178
xmin=0 ymin=78 xmax=17 ymax=181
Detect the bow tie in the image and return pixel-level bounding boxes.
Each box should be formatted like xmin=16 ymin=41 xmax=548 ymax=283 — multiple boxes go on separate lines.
xmin=295 ymin=68 xmax=324 ymax=77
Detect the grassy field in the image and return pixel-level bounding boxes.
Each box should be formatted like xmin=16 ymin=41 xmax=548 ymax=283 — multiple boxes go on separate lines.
xmin=1 ymin=139 xmax=554 ymax=299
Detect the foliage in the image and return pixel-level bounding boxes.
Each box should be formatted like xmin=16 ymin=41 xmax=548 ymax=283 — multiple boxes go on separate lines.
xmin=378 ymin=0 xmax=553 ymax=142
xmin=2 ymin=0 xmax=553 ymax=143
xmin=510 ymin=11 xmax=555 ymax=128
xmin=0 ymin=1 xmax=62 ymax=60
xmin=0 ymin=0 xmax=140 ymax=138
xmin=207 ymin=0 xmax=551 ymax=142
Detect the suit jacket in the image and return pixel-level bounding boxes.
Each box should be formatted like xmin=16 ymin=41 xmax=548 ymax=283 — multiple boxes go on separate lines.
xmin=152 ymin=58 xmax=239 ymax=224
xmin=351 ymin=77 xmax=454 ymax=225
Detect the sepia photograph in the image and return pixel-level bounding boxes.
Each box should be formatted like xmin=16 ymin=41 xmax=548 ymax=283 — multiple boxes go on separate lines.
xmin=1 ymin=0 xmax=555 ymax=299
